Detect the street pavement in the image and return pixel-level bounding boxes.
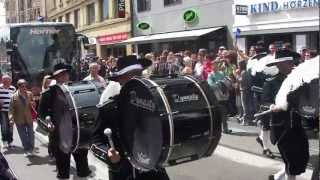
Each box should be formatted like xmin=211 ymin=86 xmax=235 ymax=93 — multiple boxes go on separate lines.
xmin=1 ymin=122 xmax=316 ymax=180
xmin=225 ymin=118 xmax=319 ymax=169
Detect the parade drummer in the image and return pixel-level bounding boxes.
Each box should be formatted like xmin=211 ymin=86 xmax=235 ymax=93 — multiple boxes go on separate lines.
xmin=38 ymin=63 xmax=91 ymax=179
xmin=91 ymin=55 xmax=170 ymax=180
xmin=263 ymin=51 xmax=309 ymax=180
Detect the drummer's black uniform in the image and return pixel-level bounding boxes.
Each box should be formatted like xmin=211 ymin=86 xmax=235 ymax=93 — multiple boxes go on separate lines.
xmin=260 ymin=75 xmax=285 ymax=131
xmin=92 ymin=95 xmax=170 ymax=180
xmin=264 ymin=74 xmax=309 ymax=175
xmin=38 ymin=85 xmax=91 ymax=179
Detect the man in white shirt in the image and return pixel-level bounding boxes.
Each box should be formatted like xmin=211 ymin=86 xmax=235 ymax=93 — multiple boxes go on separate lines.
xmin=83 ymin=62 xmax=107 ymax=89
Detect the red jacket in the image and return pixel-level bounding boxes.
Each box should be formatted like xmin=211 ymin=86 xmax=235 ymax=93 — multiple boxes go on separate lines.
xmin=202 ymin=60 xmax=213 ymax=80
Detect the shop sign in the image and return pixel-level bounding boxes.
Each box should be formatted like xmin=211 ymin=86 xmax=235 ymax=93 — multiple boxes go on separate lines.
xmin=250 ymin=0 xmax=319 ymax=14
xmin=88 ymin=37 xmax=96 ymax=45
xmin=235 ymin=5 xmax=249 ymax=15
xmin=183 ymin=9 xmax=198 ymax=23
xmin=137 ymin=22 xmax=151 ymax=30
xmin=118 ymin=0 xmax=126 ymax=18
xmin=97 ymin=32 xmax=128 ymax=44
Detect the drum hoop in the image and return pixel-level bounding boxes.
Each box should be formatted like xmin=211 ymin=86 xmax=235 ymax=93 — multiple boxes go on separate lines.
xmin=62 ymin=84 xmax=80 ymax=153
xmin=142 ymin=78 xmax=174 ymax=165
xmin=183 ymin=76 xmax=214 ymax=137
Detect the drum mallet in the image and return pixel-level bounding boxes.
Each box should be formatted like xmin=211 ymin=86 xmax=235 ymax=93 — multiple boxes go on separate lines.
xmin=45 ymin=116 xmax=54 ymax=130
xmin=104 ymin=128 xmax=115 ymax=149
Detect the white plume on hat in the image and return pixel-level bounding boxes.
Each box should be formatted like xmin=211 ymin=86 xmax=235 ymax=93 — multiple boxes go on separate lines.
xmin=275 ymin=56 xmax=319 ymax=110
xmin=247 ymin=54 xmax=279 ymax=76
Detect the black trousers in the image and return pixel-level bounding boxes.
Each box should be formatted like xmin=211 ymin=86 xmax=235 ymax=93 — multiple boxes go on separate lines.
xmin=54 ymin=147 xmax=91 ymax=179
xmin=109 ymin=159 xmax=170 ymax=180
xmin=48 ymin=133 xmax=54 ymax=157
xmin=278 ymin=127 xmax=309 ymax=175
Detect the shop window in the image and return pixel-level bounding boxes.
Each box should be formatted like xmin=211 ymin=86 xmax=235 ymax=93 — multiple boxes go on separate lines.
xmin=27 ymin=0 xmax=32 ymax=8
xmin=74 ymin=9 xmax=80 ymax=28
xmin=65 ymin=13 xmax=70 ymax=22
xmin=164 ymin=0 xmax=181 ymax=6
xmin=19 ymin=0 xmax=24 ymax=10
xmin=137 ymin=0 xmax=151 ymax=12
xmin=101 ymin=0 xmax=109 ymax=20
xmin=52 ymin=0 xmax=57 ymax=9
xmin=112 ymin=0 xmax=119 ymax=18
xmin=58 ymin=0 xmax=63 ymax=8
xmin=87 ymin=3 xmax=95 ymax=25
xmin=5 ymin=2 xmax=9 ymax=10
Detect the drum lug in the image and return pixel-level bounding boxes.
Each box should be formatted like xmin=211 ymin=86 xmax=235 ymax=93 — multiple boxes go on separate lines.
xmin=160 ymin=111 xmax=179 ymax=117
xmin=171 ymin=143 xmax=182 ymax=148
xmin=162 ymin=143 xmax=181 ymax=150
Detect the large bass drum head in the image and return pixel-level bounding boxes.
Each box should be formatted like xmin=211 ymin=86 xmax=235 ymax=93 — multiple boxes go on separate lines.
xmin=66 ymin=81 xmax=100 ymax=148
xmin=118 ymin=79 xmax=163 ymax=171
xmin=51 ymin=81 xmax=100 ymax=152
xmin=50 ymin=84 xmax=79 ymax=153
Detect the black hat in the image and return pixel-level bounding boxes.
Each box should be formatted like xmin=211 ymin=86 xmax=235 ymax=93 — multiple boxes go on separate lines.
xmin=266 ymin=50 xmax=295 ymax=67
xmin=51 ymin=63 xmax=72 ymax=78
xmin=109 ymin=55 xmax=152 ymax=80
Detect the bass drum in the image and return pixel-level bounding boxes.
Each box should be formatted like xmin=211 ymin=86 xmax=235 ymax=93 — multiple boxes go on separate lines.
xmin=118 ymin=76 xmax=222 ymax=171
xmin=51 ymin=81 xmax=101 ymax=152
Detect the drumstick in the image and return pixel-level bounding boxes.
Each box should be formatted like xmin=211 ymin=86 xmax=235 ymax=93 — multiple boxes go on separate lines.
xmin=254 ymin=109 xmax=272 ymax=118
xmin=104 ymin=128 xmax=115 ymax=149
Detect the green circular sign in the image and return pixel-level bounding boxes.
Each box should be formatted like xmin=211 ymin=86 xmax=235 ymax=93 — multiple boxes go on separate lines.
xmin=183 ymin=9 xmax=198 ymax=23
xmin=137 ymin=22 xmax=151 ymax=30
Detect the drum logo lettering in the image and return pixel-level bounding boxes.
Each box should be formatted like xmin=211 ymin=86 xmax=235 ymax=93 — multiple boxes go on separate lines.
xmin=129 ymin=91 xmax=156 ymax=112
xmin=301 ymin=106 xmax=316 ymax=114
xmin=136 ymin=152 xmax=151 ymax=165
xmin=172 ymin=94 xmax=199 ymax=103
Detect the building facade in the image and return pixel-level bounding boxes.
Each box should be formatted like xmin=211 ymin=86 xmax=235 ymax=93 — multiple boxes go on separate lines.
xmin=234 ymin=0 xmax=319 ymax=53
xmin=5 ymin=0 xmax=46 ymax=23
xmin=47 ymin=0 xmax=132 ymax=58
xmin=124 ymin=0 xmax=234 ymax=54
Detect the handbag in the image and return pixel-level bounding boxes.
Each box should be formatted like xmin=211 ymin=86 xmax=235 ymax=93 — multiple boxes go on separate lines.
xmin=31 ymin=105 xmax=38 ymax=121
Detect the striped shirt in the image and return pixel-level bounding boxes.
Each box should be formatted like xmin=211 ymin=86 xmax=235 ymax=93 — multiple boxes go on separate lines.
xmin=0 ymin=85 xmax=16 ymax=112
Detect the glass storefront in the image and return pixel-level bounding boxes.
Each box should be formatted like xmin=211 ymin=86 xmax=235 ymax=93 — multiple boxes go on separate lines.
xmin=245 ymin=31 xmax=319 ymax=53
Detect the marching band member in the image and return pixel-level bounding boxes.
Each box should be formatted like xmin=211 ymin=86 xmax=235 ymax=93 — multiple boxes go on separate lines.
xmin=91 ymin=55 xmax=170 ymax=180
xmin=263 ymin=51 xmax=312 ymax=180
xmin=38 ymin=63 xmax=91 ymax=179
